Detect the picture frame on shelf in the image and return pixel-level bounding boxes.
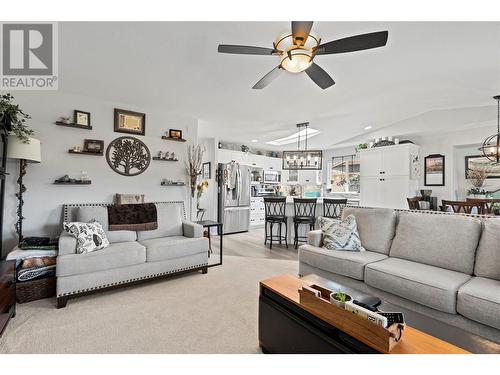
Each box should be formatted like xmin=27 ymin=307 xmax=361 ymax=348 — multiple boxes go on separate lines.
xmin=114 ymin=108 xmax=146 ymax=136
xmin=424 ymin=154 xmax=445 ymax=186
xmin=83 ymin=139 xmax=104 ymax=154
xmin=168 ymin=129 xmax=183 ymax=140
xmin=202 ymin=162 xmax=211 ymax=179
xmin=74 ymin=110 xmax=91 ymax=127
xmin=465 ymin=155 xmax=500 ymax=179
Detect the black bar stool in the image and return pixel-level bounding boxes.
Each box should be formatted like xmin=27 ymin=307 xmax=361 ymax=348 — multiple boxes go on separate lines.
xmin=264 ymin=197 xmax=288 ymax=249
xmin=323 ymin=198 xmax=348 ymax=219
xmin=293 ymin=198 xmax=317 ymax=249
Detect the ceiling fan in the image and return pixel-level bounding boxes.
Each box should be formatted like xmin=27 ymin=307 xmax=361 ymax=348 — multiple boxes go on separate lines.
xmin=217 ymin=21 xmax=388 ymax=90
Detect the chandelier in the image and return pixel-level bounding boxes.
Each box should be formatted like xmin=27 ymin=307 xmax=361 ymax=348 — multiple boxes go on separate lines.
xmin=478 ymin=95 xmax=500 ymax=164
xmin=282 ymin=122 xmax=323 ymax=170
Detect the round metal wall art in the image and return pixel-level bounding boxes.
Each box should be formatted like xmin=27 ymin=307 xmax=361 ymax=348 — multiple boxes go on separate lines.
xmin=106 ymin=136 xmax=151 ymax=176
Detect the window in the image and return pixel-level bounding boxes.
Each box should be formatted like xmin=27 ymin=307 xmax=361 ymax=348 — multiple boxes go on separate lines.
xmin=330 ymin=155 xmax=360 ymax=193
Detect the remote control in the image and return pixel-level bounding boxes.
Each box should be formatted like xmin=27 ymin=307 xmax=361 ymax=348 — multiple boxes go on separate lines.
xmin=378 ymin=312 xmax=405 ymax=326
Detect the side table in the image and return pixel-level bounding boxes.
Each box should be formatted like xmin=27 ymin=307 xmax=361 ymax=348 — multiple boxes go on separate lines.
xmin=196 ymin=220 xmax=223 ymax=268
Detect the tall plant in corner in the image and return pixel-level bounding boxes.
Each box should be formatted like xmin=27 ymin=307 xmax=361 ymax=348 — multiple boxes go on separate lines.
xmin=0 ymin=93 xmax=34 ymax=143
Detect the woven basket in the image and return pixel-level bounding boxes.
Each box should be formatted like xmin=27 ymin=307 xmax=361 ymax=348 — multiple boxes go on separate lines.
xmin=16 ymin=277 xmax=56 ymax=303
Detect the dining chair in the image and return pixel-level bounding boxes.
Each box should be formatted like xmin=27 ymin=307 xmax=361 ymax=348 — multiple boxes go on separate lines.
xmin=407 ymin=197 xmax=421 ymax=210
xmin=466 ymin=198 xmax=500 ymax=215
xmin=441 ymin=200 xmax=482 ymax=214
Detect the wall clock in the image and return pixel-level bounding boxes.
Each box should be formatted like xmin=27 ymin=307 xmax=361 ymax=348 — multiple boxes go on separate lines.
xmin=106 ymin=136 xmax=151 ymax=176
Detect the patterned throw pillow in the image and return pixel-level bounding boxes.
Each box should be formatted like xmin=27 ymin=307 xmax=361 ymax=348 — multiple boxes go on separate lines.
xmin=317 ymin=215 xmax=365 ymax=252
xmin=64 ymin=220 xmax=110 ymax=254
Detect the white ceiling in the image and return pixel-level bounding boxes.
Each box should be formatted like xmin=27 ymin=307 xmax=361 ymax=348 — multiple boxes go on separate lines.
xmin=57 ymin=22 xmax=500 ymax=150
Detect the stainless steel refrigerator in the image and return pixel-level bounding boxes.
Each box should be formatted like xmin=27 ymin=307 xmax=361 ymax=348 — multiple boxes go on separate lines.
xmin=218 ymin=162 xmax=251 ymax=234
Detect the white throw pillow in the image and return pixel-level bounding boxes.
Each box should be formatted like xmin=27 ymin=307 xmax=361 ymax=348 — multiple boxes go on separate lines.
xmin=64 ymin=220 xmax=110 ymax=254
xmin=318 ymin=215 xmax=365 ymax=252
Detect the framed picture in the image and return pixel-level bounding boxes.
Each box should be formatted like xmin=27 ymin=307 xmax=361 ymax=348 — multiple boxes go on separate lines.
xmin=114 ymin=108 xmax=146 ymax=136
xmin=465 ymin=155 xmax=500 ymax=179
xmin=169 ymin=129 xmax=183 ymax=139
xmin=74 ymin=110 xmax=91 ymax=127
xmin=83 ymin=139 xmax=104 ymax=154
xmin=202 ymin=162 xmax=211 ymax=179
xmin=424 ymin=154 xmax=445 ymax=186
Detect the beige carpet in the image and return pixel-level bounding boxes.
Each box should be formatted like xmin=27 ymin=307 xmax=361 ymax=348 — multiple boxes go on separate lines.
xmin=0 ymin=255 xmax=297 ymax=353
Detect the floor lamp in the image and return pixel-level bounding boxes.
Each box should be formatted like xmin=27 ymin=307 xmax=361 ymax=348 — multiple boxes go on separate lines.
xmin=7 ymin=135 xmax=41 ymax=244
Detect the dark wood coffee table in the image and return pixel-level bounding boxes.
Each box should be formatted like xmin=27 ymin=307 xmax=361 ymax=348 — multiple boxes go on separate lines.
xmin=259 ymin=274 xmax=500 ymax=354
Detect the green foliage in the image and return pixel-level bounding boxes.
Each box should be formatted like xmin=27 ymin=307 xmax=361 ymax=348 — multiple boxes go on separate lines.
xmin=334 ymin=291 xmax=347 ymax=302
xmin=0 ymin=93 xmax=33 ymax=143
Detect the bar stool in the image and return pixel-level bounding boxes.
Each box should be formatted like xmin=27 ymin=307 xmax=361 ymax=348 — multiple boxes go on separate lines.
xmin=323 ymin=198 xmax=348 ymax=219
xmin=264 ymin=197 xmax=288 ymax=249
xmin=293 ymin=198 xmax=317 ymax=249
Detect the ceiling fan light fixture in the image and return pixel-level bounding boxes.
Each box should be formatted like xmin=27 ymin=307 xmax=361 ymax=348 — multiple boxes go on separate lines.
xmin=275 ymin=33 xmax=319 ymax=73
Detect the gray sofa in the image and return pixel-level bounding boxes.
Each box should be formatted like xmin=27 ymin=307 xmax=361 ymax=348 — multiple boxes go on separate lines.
xmin=57 ymin=201 xmax=208 ymax=308
xmin=299 ymin=207 xmax=500 ymax=343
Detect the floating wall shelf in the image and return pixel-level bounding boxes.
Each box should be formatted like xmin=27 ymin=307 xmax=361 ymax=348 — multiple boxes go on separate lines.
xmin=161 ymin=183 xmax=186 ymax=186
xmin=54 ymin=180 xmax=92 ymax=185
xmin=152 ymin=157 xmax=178 ymax=162
xmin=68 ymin=150 xmax=103 ymax=156
xmin=161 ymin=136 xmax=187 ymax=143
xmin=55 ymin=121 xmax=93 ymax=130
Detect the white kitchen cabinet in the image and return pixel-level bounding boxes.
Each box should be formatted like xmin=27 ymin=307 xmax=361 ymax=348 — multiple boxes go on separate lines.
xmin=360 ymin=144 xmax=420 ymax=209
xmin=218 ymin=149 xmax=282 ymax=171
xmin=250 ymin=197 xmax=265 ymax=227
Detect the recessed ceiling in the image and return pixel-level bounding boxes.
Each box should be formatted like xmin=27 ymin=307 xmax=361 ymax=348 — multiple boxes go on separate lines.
xmin=55 ymin=22 xmax=500 ymax=149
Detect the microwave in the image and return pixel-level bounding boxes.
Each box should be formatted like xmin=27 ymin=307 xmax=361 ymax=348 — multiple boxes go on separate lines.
xmin=263 ymin=170 xmax=281 ymax=184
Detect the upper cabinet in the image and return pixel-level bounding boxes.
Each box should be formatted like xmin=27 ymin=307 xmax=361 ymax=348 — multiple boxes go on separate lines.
xmin=360 ymin=143 xmax=420 ymax=177
xmin=217 ymin=149 xmax=282 ymax=170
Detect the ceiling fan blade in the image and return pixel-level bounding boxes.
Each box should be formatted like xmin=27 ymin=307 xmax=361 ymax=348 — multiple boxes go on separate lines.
xmin=315 ymin=31 xmax=388 ymax=55
xmin=291 ymin=21 xmax=314 ymax=46
xmin=218 ymin=44 xmax=277 ymax=55
xmin=252 ymin=66 xmax=282 ymax=89
xmin=305 ymin=63 xmax=335 ymax=89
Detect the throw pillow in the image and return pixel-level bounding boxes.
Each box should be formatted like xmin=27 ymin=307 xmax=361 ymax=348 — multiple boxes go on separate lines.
xmin=64 ymin=220 xmax=110 ymax=254
xmin=115 ymin=193 xmax=145 ymax=205
xmin=318 ymin=215 xmax=365 ymax=252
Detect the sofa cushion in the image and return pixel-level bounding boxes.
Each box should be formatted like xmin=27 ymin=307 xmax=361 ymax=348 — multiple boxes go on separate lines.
xmin=365 ymin=257 xmax=471 ymax=314
xmin=56 ymin=241 xmax=146 ymax=277
xmin=341 ymin=207 xmax=396 ymax=255
xmin=389 ymin=212 xmax=481 ymax=274
xmin=136 ymin=204 xmax=183 ymax=241
xmin=77 ymin=206 xmax=137 ymax=243
xmin=318 ymin=215 xmax=365 ymax=252
xmin=140 ymin=236 xmax=208 ymax=262
xmin=474 ymin=219 xmax=500 ymax=280
xmin=64 ymin=220 xmax=110 ymax=254
xmin=457 ymin=277 xmax=500 ymax=329
xmin=299 ymin=244 xmax=387 ymax=280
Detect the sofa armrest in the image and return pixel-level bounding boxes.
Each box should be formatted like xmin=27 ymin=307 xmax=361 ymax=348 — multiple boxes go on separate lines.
xmin=58 ymin=230 xmax=77 ymax=256
xmin=308 ymin=230 xmax=323 ymax=247
xmin=182 ymin=220 xmax=203 ymax=238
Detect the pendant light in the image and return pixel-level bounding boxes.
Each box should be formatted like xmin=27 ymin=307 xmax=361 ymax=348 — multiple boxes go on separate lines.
xmin=282 ymin=122 xmax=323 ymax=170
xmin=478 ymin=95 xmax=500 ymax=164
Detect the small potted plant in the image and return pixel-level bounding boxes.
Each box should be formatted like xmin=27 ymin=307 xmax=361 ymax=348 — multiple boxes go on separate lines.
xmin=330 ymin=290 xmax=352 ymax=309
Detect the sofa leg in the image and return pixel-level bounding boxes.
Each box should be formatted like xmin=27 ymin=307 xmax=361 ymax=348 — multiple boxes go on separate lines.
xmin=202 ymin=266 xmax=208 ymax=274
xmin=57 ymin=296 xmax=68 ymax=309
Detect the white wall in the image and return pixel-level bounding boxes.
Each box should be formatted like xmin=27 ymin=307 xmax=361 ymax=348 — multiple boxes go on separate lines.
xmin=413 ymin=125 xmax=500 ymax=203
xmin=198 ymin=137 xmax=217 ymax=221
xmin=2 ymin=91 xmax=198 ymax=256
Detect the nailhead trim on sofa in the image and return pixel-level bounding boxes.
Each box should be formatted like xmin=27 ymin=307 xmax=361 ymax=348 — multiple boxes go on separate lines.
xmin=57 ymin=262 xmax=208 ymax=297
